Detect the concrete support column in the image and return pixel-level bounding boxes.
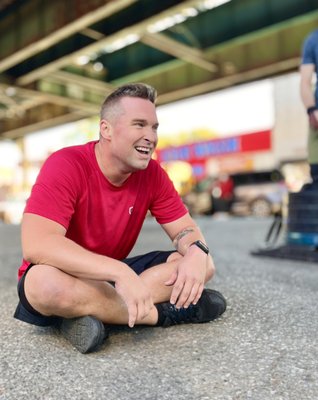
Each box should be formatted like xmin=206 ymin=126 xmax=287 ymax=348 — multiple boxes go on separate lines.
xmin=15 ymin=137 xmax=29 ymax=193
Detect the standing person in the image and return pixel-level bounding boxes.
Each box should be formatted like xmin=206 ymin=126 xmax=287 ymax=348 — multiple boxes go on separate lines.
xmin=14 ymin=83 xmax=226 ymax=354
xmin=300 ymin=29 xmax=318 ymax=190
xmin=210 ymin=173 xmax=234 ymax=214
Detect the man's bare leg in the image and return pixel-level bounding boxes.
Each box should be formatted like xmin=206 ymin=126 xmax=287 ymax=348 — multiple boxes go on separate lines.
xmin=23 ymin=253 xmax=185 ymax=326
xmin=23 ymin=252 xmax=221 ymax=353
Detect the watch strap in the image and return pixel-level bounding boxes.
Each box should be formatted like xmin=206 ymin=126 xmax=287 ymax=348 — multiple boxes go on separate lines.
xmin=190 ymin=240 xmax=209 ymax=255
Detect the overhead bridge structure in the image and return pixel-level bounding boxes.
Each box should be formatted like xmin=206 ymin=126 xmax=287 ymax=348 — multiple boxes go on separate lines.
xmin=0 ymin=0 xmax=317 ymax=140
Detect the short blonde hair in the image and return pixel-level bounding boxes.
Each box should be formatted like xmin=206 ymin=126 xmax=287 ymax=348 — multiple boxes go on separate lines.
xmin=100 ymin=83 xmax=157 ymax=120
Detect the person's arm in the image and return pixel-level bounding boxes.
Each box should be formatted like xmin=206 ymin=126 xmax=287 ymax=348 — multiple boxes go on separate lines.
xmin=300 ymin=64 xmax=315 ymax=108
xmin=161 ymin=213 xmax=215 ymax=308
xmin=300 ymin=64 xmax=318 ymax=129
xmin=22 ymin=213 xmax=153 ymax=327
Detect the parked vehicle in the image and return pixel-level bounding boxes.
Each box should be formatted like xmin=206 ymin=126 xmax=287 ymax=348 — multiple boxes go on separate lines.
xmin=184 ymin=169 xmax=288 ymax=217
xmin=230 ymin=170 xmax=288 ymax=217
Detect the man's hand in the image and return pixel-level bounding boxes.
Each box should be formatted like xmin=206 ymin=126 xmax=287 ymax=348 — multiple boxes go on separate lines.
xmin=309 ymin=110 xmax=318 ymax=130
xmin=115 ymin=269 xmax=154 ymax=328
xmin=165 ymin=245 xmax=208 ymax=309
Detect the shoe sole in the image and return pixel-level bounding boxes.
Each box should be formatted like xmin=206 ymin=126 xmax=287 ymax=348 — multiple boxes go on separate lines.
xmin=59 ymin=316 xmax=106 ymax=354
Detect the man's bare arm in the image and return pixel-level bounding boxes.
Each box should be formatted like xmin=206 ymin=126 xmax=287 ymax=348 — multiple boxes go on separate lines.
xmin=300 ymin=64 xmax=318 ymax=129
xmin=300 ymin=64 xmax=315 ymax=108
xmin=161 ymin=213 xmax=215 ymax=308
xmin=22 ymin=213 xmax=153 ymax=327
xmin=22 ymin=213 xmax=128 ymax=282
xmin=163 ymin=213 xmax=208 ymax=253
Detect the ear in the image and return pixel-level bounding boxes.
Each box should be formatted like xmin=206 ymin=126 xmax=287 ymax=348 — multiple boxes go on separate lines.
xmin=100 ymin=119 xmax=112 ymax=140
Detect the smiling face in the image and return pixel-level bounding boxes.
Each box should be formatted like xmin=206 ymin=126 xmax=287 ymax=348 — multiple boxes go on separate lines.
xmin=99 ymin=96 xmax=159 ymax=178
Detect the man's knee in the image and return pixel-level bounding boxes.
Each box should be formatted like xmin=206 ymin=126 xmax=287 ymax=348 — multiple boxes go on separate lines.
xmin=167 ymin=251 xmax=182 ymax=263
xmin=24 ymin=265 xmax=75 ymax=316
xmin=167 ymin=250 xmax=215 ymax=282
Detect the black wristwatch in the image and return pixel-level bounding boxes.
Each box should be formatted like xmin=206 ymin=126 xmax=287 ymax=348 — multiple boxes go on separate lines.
xmin=190 ymin=240 xmax=209 ymax=255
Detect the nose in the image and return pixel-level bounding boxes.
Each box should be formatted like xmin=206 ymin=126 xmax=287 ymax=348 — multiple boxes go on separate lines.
xmin=145 ymin=127 xmax=158 ymax=145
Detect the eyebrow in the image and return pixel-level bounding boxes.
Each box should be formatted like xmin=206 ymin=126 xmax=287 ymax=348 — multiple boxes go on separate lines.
xmin=132 ymin=118 xmax=159 ymax=129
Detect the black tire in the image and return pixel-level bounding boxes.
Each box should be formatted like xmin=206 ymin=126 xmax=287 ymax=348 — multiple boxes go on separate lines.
xmin=250 ymin=198 xmax=272 ymax=217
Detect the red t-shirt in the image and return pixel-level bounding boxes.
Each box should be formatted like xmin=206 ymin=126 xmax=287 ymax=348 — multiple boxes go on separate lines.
xmin=18 ymin=141 xmax=187 ymax=278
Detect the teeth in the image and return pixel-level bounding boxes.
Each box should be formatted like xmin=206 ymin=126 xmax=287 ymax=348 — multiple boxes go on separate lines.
xmin=135 ymin=146 xmax=150 ymax=153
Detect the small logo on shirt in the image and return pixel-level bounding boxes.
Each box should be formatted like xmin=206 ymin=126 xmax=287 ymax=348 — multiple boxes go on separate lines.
xmin=129 ymin=206 xmax=134 ymax=215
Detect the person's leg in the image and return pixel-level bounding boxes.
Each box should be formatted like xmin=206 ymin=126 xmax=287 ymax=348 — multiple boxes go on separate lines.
xmin=24 ymin=249 xmax=215 ymax=324
xmin=14 ymin=264 xmax=60 ymax=327
xmin=22 ymin=262 xmax=164 ymax=354
xmin=138 ymin=251 xmax=213 ymax=304
xmin=139 ymin=252 xmax=225 ymax=328
xmin=21 ymin=252 xmax=222 ymax=353
xmin=23 ymin=252 xmax=188 ymax=324
xmin=23 ymin=264 xmax=159 ymax=325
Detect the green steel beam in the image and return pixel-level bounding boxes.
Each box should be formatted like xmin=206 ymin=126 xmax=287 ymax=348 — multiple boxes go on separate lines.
xmin=1 ymin=108 xmax=89 ymax=140
xmin=114 ymin=11 xmax=318 ymax=103
xmin=0 ymin=0 xmax=137 ymax=72
xmin=1 ymin=0 xmax=318 ymax=138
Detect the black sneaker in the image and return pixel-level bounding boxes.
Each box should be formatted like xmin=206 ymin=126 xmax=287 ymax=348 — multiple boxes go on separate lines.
xmin=156 ymin=289 xmax=226 ymax=327
xmin=58 ymin=315 xmax=108 ymax=354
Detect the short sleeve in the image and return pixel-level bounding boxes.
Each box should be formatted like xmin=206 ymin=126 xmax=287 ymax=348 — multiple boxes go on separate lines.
xmin=24 ymin=149 xmax=81 ymax=228
xmin=302 ymin=32 xmax=317 ymax=65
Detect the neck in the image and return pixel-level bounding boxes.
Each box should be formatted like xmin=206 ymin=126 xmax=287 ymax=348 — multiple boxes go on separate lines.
xmin=95 ymin=141 xmax=131 ymax=186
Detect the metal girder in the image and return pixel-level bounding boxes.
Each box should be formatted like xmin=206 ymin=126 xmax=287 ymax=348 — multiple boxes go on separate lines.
xmin=1 ymin=108 xmax=89 ymax=139
xmin=0 ymin=0 xmax=137 ymax=73
xmin=0 ymin=0 xmax=318 ymax=140
xmin=15 ymin=0 xmax=220 ymax=86
xmin=157 ymin=57 xmax=300 ymax=104
xmin=140 ymin=32 xmax=218 ymax=73
xmin=47 ymin=70 xmax=115 ymax=95
xmin=116 ymin=11 xmax=318 ymax=104
xmin=0 ymin=81 xmax=96 ymax=139
xmin=0 ymin=92 xmax=44 ymax=119
xmin=0 ymin=82 xmax=100 ymax=117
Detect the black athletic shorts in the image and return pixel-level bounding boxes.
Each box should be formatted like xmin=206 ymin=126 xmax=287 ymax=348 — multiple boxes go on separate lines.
xmin=13 ymin=250 xmax=175 ymax=327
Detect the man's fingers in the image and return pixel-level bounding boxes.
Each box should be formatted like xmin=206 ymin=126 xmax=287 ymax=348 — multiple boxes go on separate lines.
xmin=136 ymin=303 xmax=145 ymax=324
xmin=148 ymin=297 xmax=155 ymax=314
xmin=175 ymin=281 xmax=193 ymax=309
xmin=181 ymin=283 xmax=202 ymax=308
xmin=129 ymin=296 xmax=154 ymax=326
xmin=172 ymin=279 xmax=204 ymax=309
xmin=191 ymin=283 xmax=204 ymax=306
xmin=169 ymin=280 xmax=184 ymax=305
xmin=128 ymin=303 xmax=138 ymax=328
xmin=138 ymin=298 xmax=153 ymax=322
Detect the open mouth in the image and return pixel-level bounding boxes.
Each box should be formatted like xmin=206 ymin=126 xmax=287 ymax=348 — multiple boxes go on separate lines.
xmin=135 ymin=146 xmax=151 ymax=155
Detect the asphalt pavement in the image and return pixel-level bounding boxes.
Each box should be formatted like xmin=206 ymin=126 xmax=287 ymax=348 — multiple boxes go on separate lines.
xmin=0 ymin=216 xmax=317 ymax=400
